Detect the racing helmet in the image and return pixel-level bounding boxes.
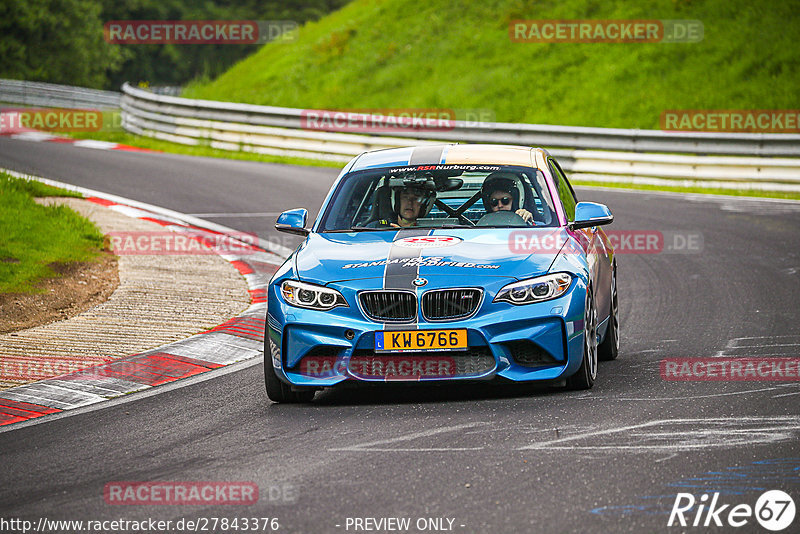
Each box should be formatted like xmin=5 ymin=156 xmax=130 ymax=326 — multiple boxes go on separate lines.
xmin=481 ymin=172 xmax=521 ymax=212
xmin=389 ymin=172 xmax=436 ymax=218
xmin=391 ymin=185 xmax=436 ymax=219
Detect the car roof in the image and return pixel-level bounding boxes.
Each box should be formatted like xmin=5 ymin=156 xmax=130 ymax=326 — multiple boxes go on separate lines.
xmin=348 ymin=144 xmax=551 ymax=172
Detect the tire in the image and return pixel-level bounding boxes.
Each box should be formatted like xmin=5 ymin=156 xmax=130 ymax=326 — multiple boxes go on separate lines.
xmin=264 ymin=346 xmax=315 ymax=403
xmin=598 ymin=263 xmax=619 ymax=361
xmin=567 ymin=287 xmax=598 ymax=390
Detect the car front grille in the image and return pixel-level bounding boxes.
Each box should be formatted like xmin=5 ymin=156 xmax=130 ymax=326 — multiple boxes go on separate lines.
xmin=422 ymin=289 xmax=482 ymax=321
xmin=359 ymin=291 xmax=416 ymax=322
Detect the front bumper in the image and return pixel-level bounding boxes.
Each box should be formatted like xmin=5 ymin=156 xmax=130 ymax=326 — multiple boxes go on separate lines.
xmin=266 ymin=278 xmax=588 ymax=387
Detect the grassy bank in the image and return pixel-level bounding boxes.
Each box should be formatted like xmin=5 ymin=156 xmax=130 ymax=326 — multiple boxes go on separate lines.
xmin=184 ymin=0 xmax=800 ymax=129
xmin=0 ymin=173 xmax=104 ymax=293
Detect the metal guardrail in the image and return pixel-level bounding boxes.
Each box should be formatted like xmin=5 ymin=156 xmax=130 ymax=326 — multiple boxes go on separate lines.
xmin=4 ymin=79 xmax=798 ymax=190
xmin=0 ymin=79 xmax=121 ymax=110
xmin=121 ymin=82 xmax=800 ymax=155
xmin=120 ymin=83 xmax=800 ymax=190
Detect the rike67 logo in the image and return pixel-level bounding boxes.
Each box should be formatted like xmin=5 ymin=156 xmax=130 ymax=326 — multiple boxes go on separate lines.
xmin=668 ymin=490 xmax=795 ymax=531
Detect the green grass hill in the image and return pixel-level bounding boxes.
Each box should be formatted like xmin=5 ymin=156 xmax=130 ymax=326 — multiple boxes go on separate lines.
xmin=184 ymin=0 xmax=800 ymax=129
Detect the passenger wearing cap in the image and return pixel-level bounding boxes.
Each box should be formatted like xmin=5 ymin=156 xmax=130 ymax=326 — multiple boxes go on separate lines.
xmin=481 ymin=173 xmax=535 ymax=224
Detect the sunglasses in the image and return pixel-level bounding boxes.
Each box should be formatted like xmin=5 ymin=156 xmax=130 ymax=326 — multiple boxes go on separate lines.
xmin=490 ymin=196 xmax=512 ymax=207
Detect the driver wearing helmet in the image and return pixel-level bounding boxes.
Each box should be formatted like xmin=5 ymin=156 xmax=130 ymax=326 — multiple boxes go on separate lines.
xmin=369 ymin=184 xmax=435 ymax=228
xmin=481 ymin=173 xmax=535 ymax=224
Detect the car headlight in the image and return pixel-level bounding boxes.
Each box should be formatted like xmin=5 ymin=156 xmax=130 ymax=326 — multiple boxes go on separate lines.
xmin=280 ymin=280 xmax=348 ymax=310
xmin=493 ymin=273 xmax=572 ymax=305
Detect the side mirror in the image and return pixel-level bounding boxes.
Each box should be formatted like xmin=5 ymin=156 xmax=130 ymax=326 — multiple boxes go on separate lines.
xmin=570 ymin=202 xmax=613 ymax=230
xmin=276 ymin=208 xmax=310 ymax=236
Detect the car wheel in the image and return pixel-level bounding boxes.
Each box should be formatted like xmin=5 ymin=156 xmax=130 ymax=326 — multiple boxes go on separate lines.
xmin=567 ymin=287 xmax=598 ymax=390
xmin=264 ymin=346 xmax=315 ymax=403
xmin=598 ymin=263 xmax=619 ymax=361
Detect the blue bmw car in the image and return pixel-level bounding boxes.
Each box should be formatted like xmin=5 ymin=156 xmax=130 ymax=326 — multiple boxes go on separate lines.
xmin=265 ymin=144 xmax=618 ymax=402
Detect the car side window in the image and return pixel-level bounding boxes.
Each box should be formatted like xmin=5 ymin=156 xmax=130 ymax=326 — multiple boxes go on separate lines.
xmin=549 ymin=159 xmax=577 ymax=221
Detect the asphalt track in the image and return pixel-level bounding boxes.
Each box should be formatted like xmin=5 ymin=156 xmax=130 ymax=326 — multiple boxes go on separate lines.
xmin=1 ymin=137 xmax=799 ymax=533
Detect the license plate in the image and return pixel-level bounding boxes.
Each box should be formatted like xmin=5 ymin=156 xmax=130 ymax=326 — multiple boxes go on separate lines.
xmin=375 ymin=329 xmax=467 ymax=352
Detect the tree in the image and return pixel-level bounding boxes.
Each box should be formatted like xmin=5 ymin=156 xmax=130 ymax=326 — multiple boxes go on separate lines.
xmin=0 ymin=0 xmax=126 ymax=88
xmin=0 ymin=0 xmax=350 ymax=90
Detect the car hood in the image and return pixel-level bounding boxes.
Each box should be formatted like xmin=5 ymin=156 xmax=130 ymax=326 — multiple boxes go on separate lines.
xmin=295 ymin=228 xmax=570 ymax=285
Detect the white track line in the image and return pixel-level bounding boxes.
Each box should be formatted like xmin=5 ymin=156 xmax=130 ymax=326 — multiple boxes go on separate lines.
xmin=329 ymin=422 xmax=488 ymax=452
xmin=518 ymin=416 xmax=800 ymax=451
xmin=187 ymin=212 xmax=284 ymax=218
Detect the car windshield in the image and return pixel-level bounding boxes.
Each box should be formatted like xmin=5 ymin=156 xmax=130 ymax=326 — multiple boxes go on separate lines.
xmin=319 ymin=164 xmax=559 ymax=231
